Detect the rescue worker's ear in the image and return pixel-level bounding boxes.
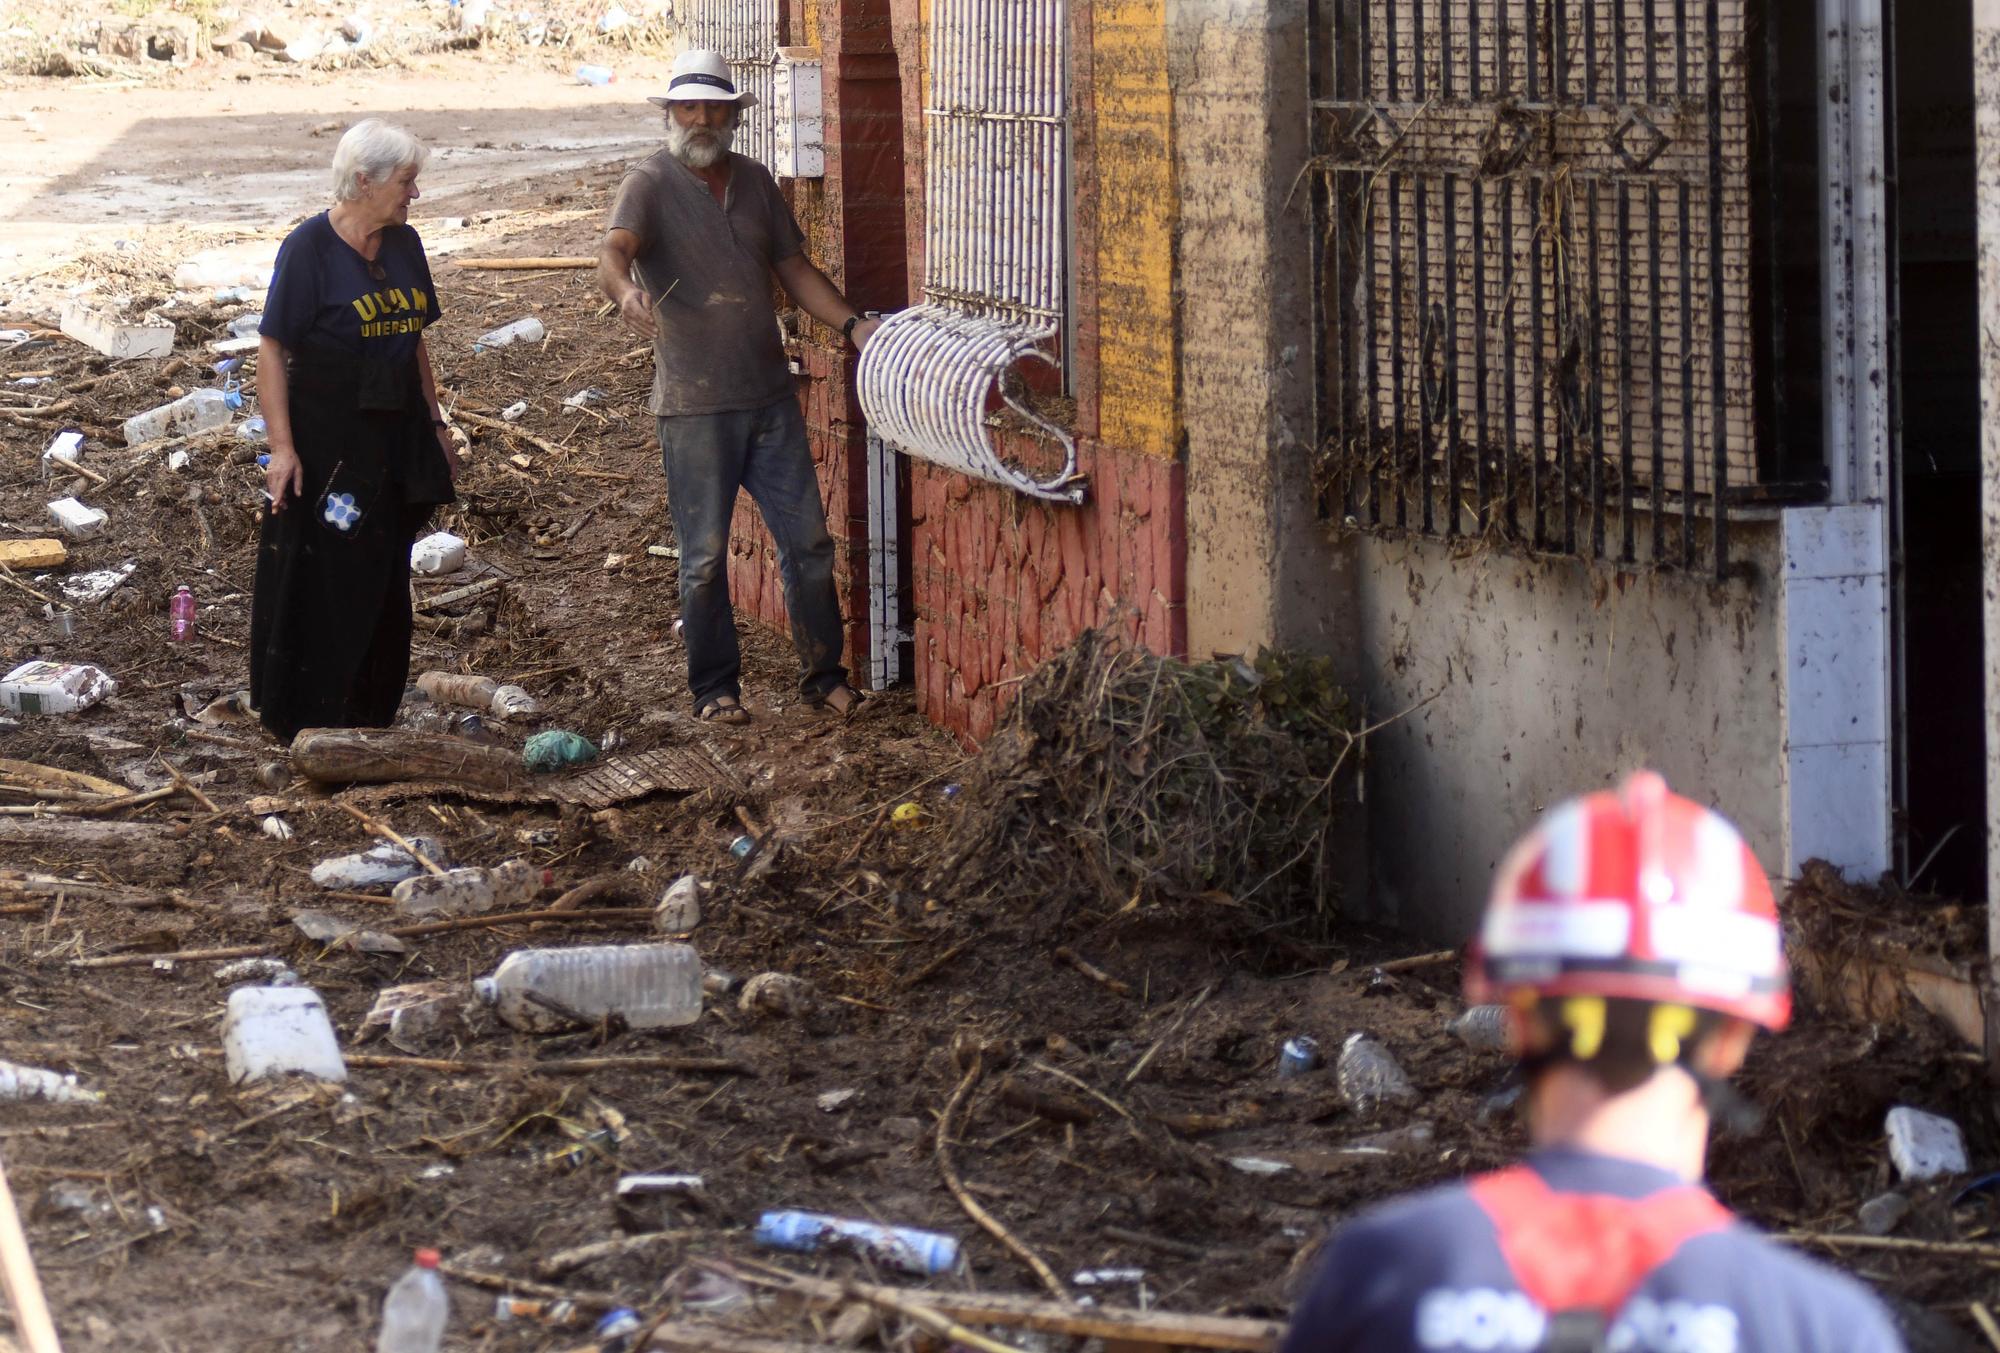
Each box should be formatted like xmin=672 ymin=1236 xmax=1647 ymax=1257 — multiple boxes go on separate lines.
xmin=1689 ymin=1017 xmax=1755 ymax=1079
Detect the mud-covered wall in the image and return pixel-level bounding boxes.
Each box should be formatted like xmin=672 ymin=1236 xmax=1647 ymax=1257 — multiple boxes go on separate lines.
xmin=1337 ymin=521 xmax=1788 ymax=941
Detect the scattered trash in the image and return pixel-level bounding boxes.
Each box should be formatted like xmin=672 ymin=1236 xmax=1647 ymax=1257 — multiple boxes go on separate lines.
xmin=816 ymin=1088 xmax=858 ymax=1113
xmin=410 ymin=532 xmax=467 ymax=575
xmin=41 ymin=430 xmax=83 ymax=477
xmin=1858 ymin=1191 xmax=1910 ymax=1237
xmin=729 ymin=834 xmax=756 ymax=860
xmin=562 ymin=387 xmax=605 ymax=408
xmin=214 ymin=286 xmax=261 ymax=304
xmin=173 ymin=249 xmax=275 ymax=292
xmin=593 ymin=1308 xmax=642 ymax=1353
xmin=576 ymin=64 xmax=615 ymax=85
xmin=1074 ymin=1268 xmax=1148 ymax=1288
xmin=60 ymin=563 xmax=136 ymax=603
xmin=192 ymin=690 xmax=255 ymax=725
xmin=671 ymin=1268 xmax=750 ymax=1315
xmin=491 ymin=684 xmax=541 ymax=719
xmin=739 ymin=971 xmax=814 ymax=1019
xmin=1278 ymin=1035 xmax=1320 ymax=1079
xmin=645 ymin=545 xmax=678 ymax=559
xmin=359 ymin=982 xmax=467 ymax=1053
xmin=493 ymin=1296 xmax=579 ymax=1327
xmin=701 ymin=969 xmax=741 ymax=997
xmin=0 ymin=538 xmax=67 ymax=570
xmin=391 ymin=859 xmax=540 ymax=917
xmin=376 ymin=1247 xmax=448 ymax=1353
xmin=59 ymin=297 xmax=174 ymax=361
xmin=121 ymin=388 xmax=232 ymax=445
xmin=475 ymin=943 xmax=703 ymax=1033
xmin=169 ymin=584 xmax=197 ymax=642
xmin=523 ymin=729 xmax=598 ymax=773
xmin=221 ymin=986 xmax=347 ymax=1084
xmin=213 ymin=958 xmax=297 ymax=986
xmin=1336 ymin=1032 xmax=1416 ymax=1112
xmin=473 ymin=317 xmax=546 ymax=352
xmin=1225 ymin=1156 xmax=1293 ymax=1176
xmin=292 ymin=912 xmax=409 ymax=954
xmin=415 ymin=670 xmax=497 ymax=709
xmin=0 ymin=661 xmax=117 ymax=715
xmin=603 ymin=553 xmax=628 ymax=570
xmin=238 ymin=416 xmax=268 ymax=443
xmin=227 ymin=313 xmax=265 ymax=339
xmin=311 ymin=837 xmax=449 ymax=890
xmin=47 ymin=496 xmax=109 ymax=539
xmin=257 ymin=760 xmax=293 ymax=791
xmin=167 ymin=449 xmax=193 ymax=472
xmin=1477 ymin=1082 xmax=1524 ymax=1123
xmin=1449 ymin=1004 xmax=1511 ymax=1052
xmin=625 ymin=856 xmax=652 ymax=873
xmin=614 ymin=1174 xmax=706 ymax=1231
xmin=597 ymin=4 xmax=632 ymax=32
xmin=1349 ymin=1121 xmax=1435 ymax=1154
xmin=0 ymin=1059 xmax=105 ymax=1104
xmin=48 ymin=608 xmax=74 ymax=639
xmin=754 ymin=1211 xmax=960 ymax=1276
xmin=1885 ymin=1105 xmax=1968 ymax=1181
xmin=655 ymin=874 xmax=702 ymax=933
xmin=500 ymin=400 xmax=529 ymax=421
xmin=260 ymin=815 xmax=294 ymax=841
xmin=890 ymin=801 xmax=926 ymax=829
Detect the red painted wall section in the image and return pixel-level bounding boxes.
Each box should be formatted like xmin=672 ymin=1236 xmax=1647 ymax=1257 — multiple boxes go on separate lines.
xmin=911 ymin=440 xmax=1188 ymax=744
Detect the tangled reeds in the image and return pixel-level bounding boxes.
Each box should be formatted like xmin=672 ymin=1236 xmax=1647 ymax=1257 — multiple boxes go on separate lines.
xmin=928 ymin=628 xmax=1359 ymax=934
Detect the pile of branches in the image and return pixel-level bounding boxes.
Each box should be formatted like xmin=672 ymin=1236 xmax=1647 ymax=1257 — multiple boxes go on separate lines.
xmin=928 ymin=627 xmax=1358 ymax=932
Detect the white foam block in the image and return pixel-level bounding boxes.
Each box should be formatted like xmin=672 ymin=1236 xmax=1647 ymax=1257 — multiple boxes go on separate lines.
xmin=222 ymin=987 xmax=347 ymax=1083
xmin=1885 ymin=1105 xmax=1967 ymax=1181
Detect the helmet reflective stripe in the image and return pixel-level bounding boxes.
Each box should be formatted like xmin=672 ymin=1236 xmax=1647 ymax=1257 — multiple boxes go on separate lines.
xmin=1482 ymin=901 xmax=1633 ymax=960
xmin=1648 ymin=906 xmax=1781 ymax=972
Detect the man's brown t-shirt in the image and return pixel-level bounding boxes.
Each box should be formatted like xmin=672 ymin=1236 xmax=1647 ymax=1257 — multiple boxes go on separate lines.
xmin=608 ymin=148 xmax=805 ymax=417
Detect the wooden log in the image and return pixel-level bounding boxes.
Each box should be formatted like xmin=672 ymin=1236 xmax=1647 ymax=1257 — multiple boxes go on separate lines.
xmin=0 ymin=541 xmax=66 ymax=571
xmin=411 ymin=575 xmax=504 ymax=613
xmin=290 ymin=727 xmax=522 ymax=791
xmin=454 ymin=256 xmax=596 ymax=270
xmin=0 ymin=820 xmax=188 ymax=885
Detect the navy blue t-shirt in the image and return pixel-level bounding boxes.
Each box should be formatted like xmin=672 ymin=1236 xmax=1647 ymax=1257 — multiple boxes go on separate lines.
xmin=1281 ymin=1149 xmax=1905 ymax=1353
xmin=260 ymin=212 xmax=440 ymax=361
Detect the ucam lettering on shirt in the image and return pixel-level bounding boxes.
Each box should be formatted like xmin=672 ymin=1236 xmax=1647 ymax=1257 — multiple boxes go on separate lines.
xmin=1414 ymin=1289 xmax=1740 ymax=1353
xmin=351 ymin=286 xmax=430 ymax=339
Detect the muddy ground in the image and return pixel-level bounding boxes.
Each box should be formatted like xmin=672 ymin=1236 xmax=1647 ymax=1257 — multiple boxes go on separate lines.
xmin=1 ymin=39 xmax=1998 ymax=1353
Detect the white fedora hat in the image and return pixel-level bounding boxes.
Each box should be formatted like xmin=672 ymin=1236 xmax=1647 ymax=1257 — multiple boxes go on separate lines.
xmin=647 ymin=48 xmax=758 ymax=108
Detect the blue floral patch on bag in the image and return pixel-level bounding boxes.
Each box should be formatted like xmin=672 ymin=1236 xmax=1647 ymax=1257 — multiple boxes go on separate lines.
xmin=322 ymin=491 xmax=362 ymax=532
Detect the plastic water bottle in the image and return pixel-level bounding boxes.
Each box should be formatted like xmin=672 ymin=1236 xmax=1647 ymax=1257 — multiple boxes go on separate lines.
xmin=576 ymin=64 xmax=615 ymax=85
xmin=753 ymin=1211 xmax=960 ymax=1275
xmin=416 ymin=670 xmax=498 ymax=709
xmin=375 ymin=1248 xmax=447 ymax=1353
xmin=472 ymin=317 xmax=546 ymax=352
xmin=120 ymin=388 xmax=232 ymax=445
xmin=168 ymin=585 xmax=196 ymax=642
xmin=391 ymin=859 xmax=540 ymax=917
xmin=1336 ymin=1032 xmax=1416 ymax=1112
xmin=474 ymin=943 xmax=702 ymax=1033
xmin=1449 ymin=1004 xmax=1511 ymax=1052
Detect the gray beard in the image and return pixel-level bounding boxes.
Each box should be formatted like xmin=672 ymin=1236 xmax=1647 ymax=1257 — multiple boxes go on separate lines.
xmin=665 ymin=118 xmax=733 ymax=170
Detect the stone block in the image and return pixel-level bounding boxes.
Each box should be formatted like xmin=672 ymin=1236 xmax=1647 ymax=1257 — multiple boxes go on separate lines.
xmin=60 ymin=299 xmax=173 ymax=361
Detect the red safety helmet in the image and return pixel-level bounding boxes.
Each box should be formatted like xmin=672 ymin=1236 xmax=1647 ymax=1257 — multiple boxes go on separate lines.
xmin=1467 ymin=771 xmax=1790 ymax=1031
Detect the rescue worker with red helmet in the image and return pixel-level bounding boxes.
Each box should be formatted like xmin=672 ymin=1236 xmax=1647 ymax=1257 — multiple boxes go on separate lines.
xmin=1281 ymin=772 xmax=1905 ymax=1353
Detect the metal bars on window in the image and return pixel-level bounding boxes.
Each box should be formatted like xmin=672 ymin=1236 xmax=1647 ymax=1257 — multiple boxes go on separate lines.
xmin=857 ymin=0 xmax=1082 ymax=503
xmin=1310 ymin=0 xmax=1761 ymax=576
xmin=682 ymin=0 xmax=780 ymax=170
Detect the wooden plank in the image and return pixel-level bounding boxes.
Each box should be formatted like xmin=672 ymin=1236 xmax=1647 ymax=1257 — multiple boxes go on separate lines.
xmin=0 ymin=541 xmax=65 ymax=571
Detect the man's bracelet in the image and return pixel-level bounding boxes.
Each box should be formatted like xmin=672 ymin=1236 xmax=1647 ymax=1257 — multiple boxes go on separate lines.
xmin=841 ymin=314 xmax=861 ymax=340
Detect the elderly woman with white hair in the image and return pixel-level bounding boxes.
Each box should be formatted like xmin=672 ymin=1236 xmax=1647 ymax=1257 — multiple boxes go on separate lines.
xmin=250 ymin=118 xmax=459 ymax=742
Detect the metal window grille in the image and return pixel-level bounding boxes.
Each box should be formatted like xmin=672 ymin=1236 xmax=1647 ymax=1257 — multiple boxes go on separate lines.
xmin=1310 ymin=0 xmax=1776 ymax=576
xmin=857 ymin=0 xmax=1083 ymax=503
xmin=681 ymin=0 xmax=780 ymax=170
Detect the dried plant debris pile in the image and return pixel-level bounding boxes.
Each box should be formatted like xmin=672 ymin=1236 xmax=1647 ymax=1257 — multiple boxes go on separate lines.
xmin=930 ymin=631 xmax=1356 ymax=932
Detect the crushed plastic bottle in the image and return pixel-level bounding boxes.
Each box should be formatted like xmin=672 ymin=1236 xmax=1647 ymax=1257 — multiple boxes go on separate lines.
xmin=1449 ymin=1004 xmax=1511 ymax=1052
xmin=416 ymin=670 xmax=498 ymax=708
xmin=753 ymin=1211 xmax=960 ymax=1276
xmin=311 ymin=836 xmax=449 ymax=890
xmin=655 ymin=874 xmax=702 ymax=933
xmin=1277 ymin=1035 xmax=1320 ymax=1079
xmin=0 ymin=1059 xmax=105 ymax=1104
xmin=474 ymin=943 xmax=702 ymax=1033
xmin=473 ymin=317 xmax=546 ymax=353
xmin=121 ymin=388 xmax=232 ymax=445
xmin=392 ymin=859 xmax=540 ymax=917
xmin=1335 ymin=1031 xmax=1416 ymax=1112
xmin=376 ymin=1248 xmax=448 ymax=1353
xmin=490 ymin=684 xmax=541 ymax=719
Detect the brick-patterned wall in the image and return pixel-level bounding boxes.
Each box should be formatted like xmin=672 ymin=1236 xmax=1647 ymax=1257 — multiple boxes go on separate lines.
xmin=911 ymin=439 xmax=1186 ymax=743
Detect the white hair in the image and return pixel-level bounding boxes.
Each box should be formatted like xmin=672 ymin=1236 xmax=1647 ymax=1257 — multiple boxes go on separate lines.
xmin=331 ymin=119 xmax=429 ymax=202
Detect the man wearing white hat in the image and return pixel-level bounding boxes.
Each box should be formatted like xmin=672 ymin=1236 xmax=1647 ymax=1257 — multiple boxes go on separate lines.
xmin=597 ymin=48 xmax=879 ymax=725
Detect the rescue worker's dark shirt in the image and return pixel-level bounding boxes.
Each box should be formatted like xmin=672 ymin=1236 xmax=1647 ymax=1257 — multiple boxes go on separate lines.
xmin=1281 ymin=1148 xmax=1905 ymax=1353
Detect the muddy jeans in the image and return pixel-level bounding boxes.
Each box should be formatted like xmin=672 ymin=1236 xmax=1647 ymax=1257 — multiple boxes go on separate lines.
xmin=658 ymin=396 xmax=848 ymax=710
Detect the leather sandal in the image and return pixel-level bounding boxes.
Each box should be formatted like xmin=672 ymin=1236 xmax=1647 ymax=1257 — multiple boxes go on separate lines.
xmin=806 ymin=683 xmax=863 ymax=717
xmin=697 ymin=694 xmax=751 ymax=725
